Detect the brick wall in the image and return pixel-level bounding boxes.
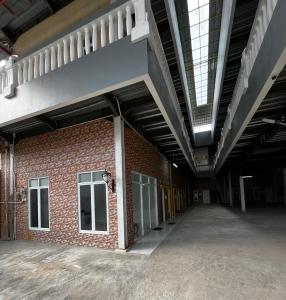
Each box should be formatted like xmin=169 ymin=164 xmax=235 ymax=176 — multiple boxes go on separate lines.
xmin=8 ymin=119 xmax=118 ymax=249
xmin=124 ymin=127 xmax=186 ymax=246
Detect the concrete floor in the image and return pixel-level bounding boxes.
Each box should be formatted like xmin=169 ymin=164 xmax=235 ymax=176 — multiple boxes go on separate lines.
xmin=1 ymin=205 xmax=286 ymax=300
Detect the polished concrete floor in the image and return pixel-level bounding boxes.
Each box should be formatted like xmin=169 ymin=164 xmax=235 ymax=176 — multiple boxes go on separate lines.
xmin=0 ymin=205 xmax=286 ymax=300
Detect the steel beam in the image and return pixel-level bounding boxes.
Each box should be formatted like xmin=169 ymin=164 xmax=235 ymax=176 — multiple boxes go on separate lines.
xmin=164 ymin=0 xmax=195 ymax=140
xmin=211 ymin=0 xmax=236 ymax=140
xmin=215 ymin=0 xmax=286 ymax=172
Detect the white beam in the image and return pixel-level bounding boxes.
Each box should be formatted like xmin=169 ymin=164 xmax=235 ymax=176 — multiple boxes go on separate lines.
xmin=211 ymin=0 xmax=236 ymax=139
xmin=114 ymin=116 xmax=127 ymax=249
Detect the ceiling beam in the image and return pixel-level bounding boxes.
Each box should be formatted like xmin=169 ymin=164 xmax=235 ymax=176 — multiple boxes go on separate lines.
xmin=215 ymin=0 xmax=286 ymax=172
xmin=35 ymin=115 xmax=57 ymax=130
xmin=102 ymin=93 xmax=119 ymax=116
xmin=211 ymin=0 xmax=237 ymax=140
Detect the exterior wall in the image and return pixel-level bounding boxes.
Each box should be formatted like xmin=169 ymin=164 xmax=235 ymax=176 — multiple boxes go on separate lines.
xmin=124 ymin=127 xmax=186 ymax=246
xmin=8 ymin=119 xmax=118 ymax=249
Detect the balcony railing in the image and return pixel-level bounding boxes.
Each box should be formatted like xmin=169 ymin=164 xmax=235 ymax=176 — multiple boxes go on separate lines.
xmin=213 ymin=0 xmax=278 ymax=169
xmin=0 ymin=0 xmax=149 ymax=98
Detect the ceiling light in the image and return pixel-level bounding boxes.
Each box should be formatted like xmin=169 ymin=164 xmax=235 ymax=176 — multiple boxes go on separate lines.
xmin=173 ymin=163 xmax=178 ymax=168
xmin=262 ymin=118 xmax=276 ymax=124
xmin=187 ymin=0 xmax=210 ymax=107
xmin=262 ymin=118 xmax=286 ymax=126
xmin=193 ymin=123 xmax=211 ymax=133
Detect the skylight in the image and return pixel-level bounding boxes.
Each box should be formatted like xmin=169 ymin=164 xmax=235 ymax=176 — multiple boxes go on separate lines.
xmin=193 ymin=124 xmax=212 ymax=133
xmin=187 ymin=0 xmax=209 ymax=106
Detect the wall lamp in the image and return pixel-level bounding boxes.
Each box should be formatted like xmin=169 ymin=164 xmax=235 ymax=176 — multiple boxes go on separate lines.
xmin=102 ymin=168 xmax=116 ymax=193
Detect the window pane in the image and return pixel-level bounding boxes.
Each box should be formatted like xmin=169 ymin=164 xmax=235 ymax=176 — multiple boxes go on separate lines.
xmin=79 ymin=173 xmax=91 ymax=183
xmin=40 ymin=178 xmax=49 ymax=187
xmin=200 ymin=21 xmax=209 ymax=35
xmin=92 ymin=171 xmax=104 ymax=182
xmin=30 ymin=189 xmax=38 ymax=227
xmin=189 ymin=10 xmax=199 ymax=26
xmin=131 ymin=173 xmax=140 ymax=183
xmin=40 ymin=188 xmax=49 ymax=228
xmin=80 ymin=185 xmax=92 ymax=230
xmin=142 ymin=175 xmax=148 ymax=184
xmin=188 ymin=0 xmax=198 ymax=11
xmin=29 ymin=179 xmax=38 ymax=187
xmin=199 ymin=5 xmax=209 ymax=22
xmin=190 ymin=24 xmax=199 ymax=39
xmin=94 ymin=184 xmax=107 ymax=231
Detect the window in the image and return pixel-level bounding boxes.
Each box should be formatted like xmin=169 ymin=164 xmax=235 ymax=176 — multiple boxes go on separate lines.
xmin=78 ymin=171 xmax=108 ymax=234
xmin=29 ymin=177 xmax=50 ymax=230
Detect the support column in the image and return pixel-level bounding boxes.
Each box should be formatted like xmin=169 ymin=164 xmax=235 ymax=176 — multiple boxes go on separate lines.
xmin=283 ymin=169 xmax=286 ymax=205
xmin=228 ymin=171 xmax=233 ymax=207
xmin=114 ymin=116 xmax=127 ymax=249
xmin=239 ymin=176 xmax=246 ymax=212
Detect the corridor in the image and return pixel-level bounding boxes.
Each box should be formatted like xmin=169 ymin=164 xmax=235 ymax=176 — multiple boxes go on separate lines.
xmin=0 ymin=205 xmax=286 ymax=300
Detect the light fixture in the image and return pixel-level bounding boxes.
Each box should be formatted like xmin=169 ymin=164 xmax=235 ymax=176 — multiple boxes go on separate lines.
xmin=187 ymin=0 xmax=210 ymax=107
xmin=262 ymin=118 xmax=286 ymax=126
xmin=262 ymin=118 xmax=276 ymax=124
xmin=102 ymin=168 xmax=116 ymax=193
xmin=241 ymin=175 xmax=253 ymax=179
xmin=193 ymin=123 xmax=211 ymax=133
xmin=173 ymin=163 xmax=178 ymax=168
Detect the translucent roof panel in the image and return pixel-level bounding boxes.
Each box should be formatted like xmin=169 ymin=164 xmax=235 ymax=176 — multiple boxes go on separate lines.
xmin=188 ymin=0 xmax=210 ymax=107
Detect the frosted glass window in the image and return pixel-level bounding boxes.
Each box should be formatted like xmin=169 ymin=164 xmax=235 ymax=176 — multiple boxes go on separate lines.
xmin=40 ymin=177 xmax=49 ymax=187
xmin=79 ymin=173 xmax=91 ymax=183
xmin=29 ymin=179 xmax=38 ymax=187
xmin=92 ymin=171 xmax=104 ymax=181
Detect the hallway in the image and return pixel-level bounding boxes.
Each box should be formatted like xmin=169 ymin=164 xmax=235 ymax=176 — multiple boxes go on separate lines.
xmin=0 ymin=205 xmax=286 ymax=299
xmin=137 ymin=205 xmax=286 ymax=299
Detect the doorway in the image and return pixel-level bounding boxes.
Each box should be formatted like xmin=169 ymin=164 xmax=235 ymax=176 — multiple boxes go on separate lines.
xmin=131 ymin=172 xmax=158 ymax=239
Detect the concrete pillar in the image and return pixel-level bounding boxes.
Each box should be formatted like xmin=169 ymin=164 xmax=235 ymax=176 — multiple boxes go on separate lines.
xmin=239 ymin=176 xmax=246 ymax=212
xmin=283 ymin=169 xmax=286 ymax=205
xmin=114 ymin=116 xmax=127 ymax=249
xmin=228 ymin=171 xmax=233 ymax=207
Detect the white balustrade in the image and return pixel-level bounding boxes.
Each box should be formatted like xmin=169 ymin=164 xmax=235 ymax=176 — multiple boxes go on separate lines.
xmin=39 ymin=52 xmax=44 ymax=76
xmin=23 ymin=60 xmax=28 ymax=83
xmin=57 ymin=43 xmax=63 ymax=68
xmin=84 ymin=27 xmax=91 ymax=55
xmin=77 ymin=31 xmax=83 ymax=58
xmin=109 ymin=15 xmax=114 ymax=44
xmin=63 ymin=39 xmax=69 ymax=65
xmin=92 ymin=23 xmax=98 ymax=51
xmin=51 ymin=46 xmax=56 ymax=71
xmin=118 ymin=10 xmax=123 ymax=39
xmin=101 ymin=19 xmax=106 ymax=47
xmin=18 ymin=63 xmax=23 ymax=85
xmin=1 ymin=0 xmax=152 ymax=97
xmin=126 ymin=5 xmax=132 ymax=36
xmin=34 ymin=55 xmax=39 ymax=79
xmin=28 ymin=58 xmax=33 ymax=81
xmin=70 ymin=35 xmax=76 ymax=62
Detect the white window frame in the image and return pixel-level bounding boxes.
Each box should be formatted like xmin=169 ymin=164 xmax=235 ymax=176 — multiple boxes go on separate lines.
xmin=77 ymin=170 xmax=109 ymax=235
xmin=28 ymin=176 xmax=50 ymax=231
